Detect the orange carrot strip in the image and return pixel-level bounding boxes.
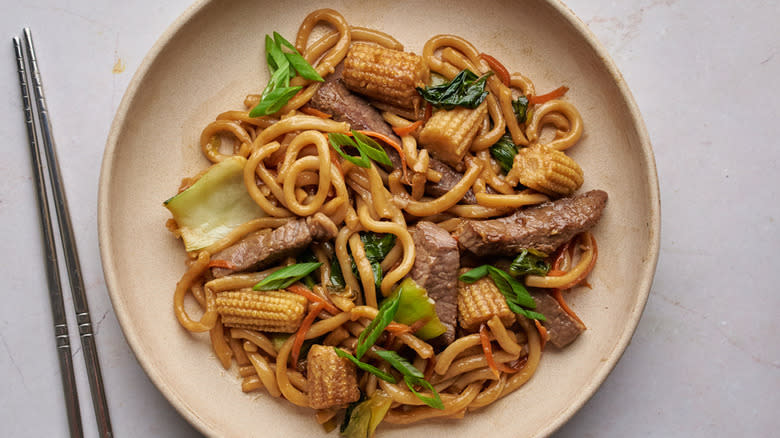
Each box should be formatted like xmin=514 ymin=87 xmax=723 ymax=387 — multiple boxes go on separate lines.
xmin=423 ymin=103 xmax=433 ymax=123
xmin=287 ymin=284 xmax=339 ymax=315
xmin=392 ymin=120 xmax=423 ymax=137
xmin=385 ymin=322 xmax=412 ymax=335
xmin=355 ymin=130 xmax=408 ymax=181
xmin=534 ymin=320 xmax=549 ymax=351
xmin=480 ymin=323 xmax=501 ymax=378
xmin=547 ymin=269 xmax=567 ymax=277
xmin=552 ymin=289 xmax=586 ymax=327
xmin=291 ymin=302 xmax=325 ymax=364
xmin=207 ymin=260 xmax=234 ymax=270
xmin=528 ymin=85 xmax=569 ymax=105
xmin=479 ymin=53 xmax=510 ymax=86
xmin=300 ymin=106 xmax=332 ymax=119
xmin=556 ymin=233 xmax=598 ymax=290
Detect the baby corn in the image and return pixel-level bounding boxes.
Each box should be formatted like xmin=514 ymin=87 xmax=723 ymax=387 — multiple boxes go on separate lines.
xmin=307 ymin=345 xmax=361 ymax=409
xmin=507 ymin=144 xmax=584 ymax=197
xmin=419 ymin=101 xmax=487 ymax=167
xmin=215 ymin=289 xmax=307 ymax=333
xmin=458 ymin=275 xmax=515 ymax=331
xmin=342 ymin=42 xmax=427 ymax=113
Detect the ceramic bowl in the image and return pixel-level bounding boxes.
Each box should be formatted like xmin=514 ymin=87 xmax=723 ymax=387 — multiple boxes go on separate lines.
xmin=99 ymin=0 xmax=660 ymax=436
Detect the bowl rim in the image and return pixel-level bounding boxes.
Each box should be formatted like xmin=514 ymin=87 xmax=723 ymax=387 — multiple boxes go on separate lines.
xmin=98 ymin=0 xmax=660 ymax=436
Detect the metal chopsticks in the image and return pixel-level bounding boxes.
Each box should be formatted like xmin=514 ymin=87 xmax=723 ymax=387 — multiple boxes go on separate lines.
xmin=14 ymin=29 xmax=114 ymax=438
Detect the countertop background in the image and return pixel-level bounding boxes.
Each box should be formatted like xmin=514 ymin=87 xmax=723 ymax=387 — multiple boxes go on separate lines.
xmin=1 ymin=0 xmax=778 ymax=436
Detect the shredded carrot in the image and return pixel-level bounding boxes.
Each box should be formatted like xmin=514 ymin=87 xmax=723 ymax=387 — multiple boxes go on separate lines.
xmin=479 ymin=53 xmax=510 ymax=86
xmin=355 ymin=130 xmax=408 ymax=181
xmin=479 ymin=323 xmax=500 ymax=378
xmin=547 ymin=269 xmax=567 ymax=277
xmin=287 ymin=284 xmax=339 ymax=315
xmin=423 ymin=103 xmax=433 ymax=123
xmin=385 ymin=322 xmax=412 ymax=335
xmin=408 ymin=316 xmax=431 ymax=333
xmin=300 ymin=106 xmax=332 ymax=119
xmin=207 ymin=260 xmax=234 ymax=270
xmin=479 ymin=323 xmax=518 ymax=375
xmin=392 ymin=120 xmax=423 ymax=137
xmin=552 ymin=289 xmax=586 ymax=327
xmin=528 ymin=85 xmax=569 ymax=105
xmin=534 ymin=320 xmax=549 ymax=350
xmin=556 ymin=232 xmax=598 ymax=290
xmin=291 ymin=302 xmax=325 ymax=364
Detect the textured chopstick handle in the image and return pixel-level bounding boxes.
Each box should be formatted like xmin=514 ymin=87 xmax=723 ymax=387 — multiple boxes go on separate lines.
xmin=13 ymin=35 xmax=84 ymax=438
xmin=22 ymin=29 xmax=114 ymax=438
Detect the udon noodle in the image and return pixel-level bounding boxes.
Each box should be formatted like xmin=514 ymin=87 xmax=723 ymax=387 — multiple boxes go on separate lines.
xmin=164 ymin=8 xmax=601 ymax=435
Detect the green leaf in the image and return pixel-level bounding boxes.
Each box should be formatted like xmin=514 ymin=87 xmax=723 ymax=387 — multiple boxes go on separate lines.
xmin=328 ymin=132 xmax=371 ymax=168
xmin=458 ymin=265 xmax=489 ymax=283
xmin=329 ymin=257 xmax=346 ymax=289
xmin=355 ymin=293 xmax=400 ymax=359
xmin=508 ymin=249 xmax=551 ymax=277
xmin=249 ymin=85 xmax=302 ymax=117
xmin=352 ymin=131 xmax=393 ymax=167
xmin=512 ymin=95 xmax=529 ymax=123
xmin=404 ymin=376 xmax=445 ymax=410
xmin=334 ymin=348 xmax=397 ymax=383
xmin=489 ymin=132 xmax=518 ymax=174
xmin=416 ymin=69 xmax=491 ymax=110
xmin=360 ymin=232 xmax=396 ymax=263
xmin=252 ymin=262 xmax=322 ymax=291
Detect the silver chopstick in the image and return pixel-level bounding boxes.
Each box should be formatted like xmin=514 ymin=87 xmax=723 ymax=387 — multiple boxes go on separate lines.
xmin=20 ymin=29 xmax=114 ymax=438
xmin=14 ymin=36 xmax=84 ymax=438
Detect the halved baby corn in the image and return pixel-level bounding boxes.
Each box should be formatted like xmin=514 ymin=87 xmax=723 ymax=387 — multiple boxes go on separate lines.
xmin=307 ymin=345 xmax=361 ymax=409
xmin=419 ymin=101 xmax=488 ymax=167
xmin=215 ymin=289 xmax=307 ymax=333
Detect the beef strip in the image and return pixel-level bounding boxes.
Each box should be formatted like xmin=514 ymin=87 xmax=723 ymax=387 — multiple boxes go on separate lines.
xmin=425 ymin=158 xmax=477 ymax=204
xmin=309 ymin=63 xmax=403 ymax=168
xmin=455 ymin=189 xmax=608 ymax=256
xmin=210 ymin=213 xmax=338 ymax=277
xmin=410 ymin=222 xmax=459 ymax=346
xmin=530 ymin=290 xmax=586 ymax=348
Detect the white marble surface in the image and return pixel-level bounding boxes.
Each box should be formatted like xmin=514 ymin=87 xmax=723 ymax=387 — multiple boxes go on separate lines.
xmin=1 ymin=0 xmax=777 ymax=436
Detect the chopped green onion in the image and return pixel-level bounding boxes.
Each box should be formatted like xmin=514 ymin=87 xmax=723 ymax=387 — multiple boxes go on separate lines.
xmin=375 ymin=350 xmax=443 ymax=410
xmin=327 ymin=131 xmax=393 ymax=169
xmin=458 ymin=265 xmax=545 ymax=321
xmin=334 ymin=348 xmax=397 ymax=383
xmin=355 ymin=293 xmax=400 ymax=359
xmin=252 ymin=262 xmax=322 ymax=291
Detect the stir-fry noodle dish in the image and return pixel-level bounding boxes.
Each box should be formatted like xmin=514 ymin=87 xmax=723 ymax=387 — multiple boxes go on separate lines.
xmin=163 ymin=8 xmax=608 ymax=436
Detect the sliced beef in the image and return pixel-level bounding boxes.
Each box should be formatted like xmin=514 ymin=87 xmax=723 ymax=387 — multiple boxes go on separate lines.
xmin=455 ymin=189 xmax=608 ymax=256
xmin=309 ymin=63 xmax=403 ymax=168
xmin=425 ymin=158 xmax=477 ymax=204
xmin=211 ymin=213 xmax=338 ymax=277
xmin=530 ymin=290 xmax=586 ymax=348
xmin=410 ymin=222 xmax=459 ymax=346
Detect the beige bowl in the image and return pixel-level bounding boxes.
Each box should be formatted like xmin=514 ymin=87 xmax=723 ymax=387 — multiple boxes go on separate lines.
xmin=99 ymin=0 xmax=660 ymax=436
